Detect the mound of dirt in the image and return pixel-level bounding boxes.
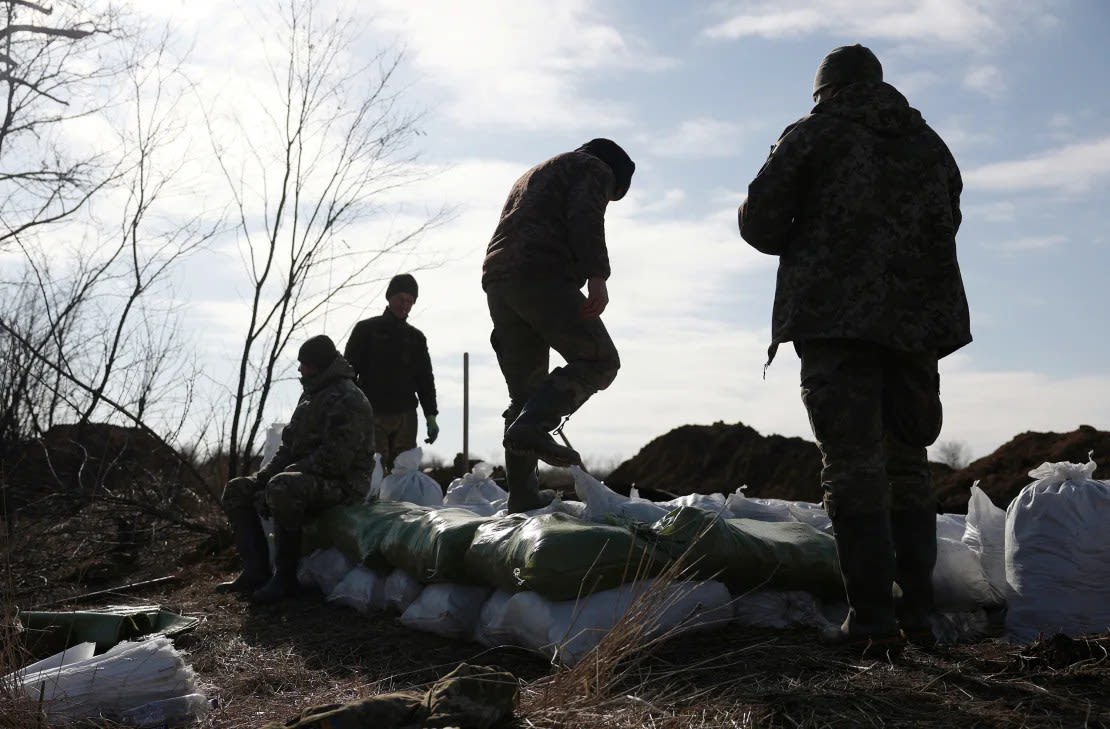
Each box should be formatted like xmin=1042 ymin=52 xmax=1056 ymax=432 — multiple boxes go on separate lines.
xmin=605 ymin=420 xmax=1110 ymax=513
xmin=933 ymin=424 xmax=1110 ymax=510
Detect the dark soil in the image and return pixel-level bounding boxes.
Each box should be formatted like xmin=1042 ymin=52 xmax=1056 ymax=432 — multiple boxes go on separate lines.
xmin=3 ymin=423 xmax=1110 ymax=728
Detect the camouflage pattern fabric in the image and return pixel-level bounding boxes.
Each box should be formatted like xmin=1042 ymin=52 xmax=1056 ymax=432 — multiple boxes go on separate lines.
xmin=259 ymin=663 xmax=518 ymax=729
xmin=738 ymin=80 xmax=971 ymax=364
xmin=227 ymin=355 xmax=374 ymax=516
xmin=344 ymin=307 xmax=437 ymax=418
xmin=796 ymin=339 xmax=939 ymax=517
xmin=487 ymin=278 xmax=620 ymax=421
xmin=482 ymin=151 xmax=615 ymax=289
xmin=374 ymin=409 xmax=419 ymax=471
xmin=222 ymin=472 xmax=356 ymax=530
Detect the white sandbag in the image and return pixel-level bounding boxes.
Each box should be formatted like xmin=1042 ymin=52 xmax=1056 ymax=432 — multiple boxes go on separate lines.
xmin=400 ymin=583 xmax=494 ymax=641
xmin=364 ymin=452 xmax=385 ymax=502
xmin=662 ymin=492 xmax=728 ymax=514
xmin=383 ymin=568 xmax=425 ymax=614
xmin=933 ymin=537 xmax=1003 ymax=609
xmin=571 ymin=467 xmax=670 ymax=524
xmin=787 ymin=501 xmax=832 ymax=533
xmin=474 ymin=591 xmax=515 ymax=648
xmin=297 ymin=548 xmax=355 ymax=596
xmin=326 ymin=565 xmax=388 ymax=614
xmin=935 ymin=513 xmax=967 ymax=543
xmin=725 ymin=488 xmax=794 ymax=522
xmin=730 ymin=590 xmax=827 ymax=629
xmin=962 ymin=484 xmax=1007 ymax=599
xmin=499 ymin=579 xmax=733 ymax=666
xmin=1004 ymin=457 xmax=1110 ymax=642
xmin=445 ymin=462 xmax=508 ymax=508
xmin=378 ymin=448 xmax=444 ymax=507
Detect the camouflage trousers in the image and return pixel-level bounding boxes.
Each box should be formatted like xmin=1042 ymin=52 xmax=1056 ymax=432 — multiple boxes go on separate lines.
xmin=486 ymin=278 xmax=620 ymax=423
xmin=796 ymin=339 xmax=942 ymax=518
xmin=373 ymin=409 xmax=418 ymax=471
xmin=222 ymin=472 xmax=356 ymax=530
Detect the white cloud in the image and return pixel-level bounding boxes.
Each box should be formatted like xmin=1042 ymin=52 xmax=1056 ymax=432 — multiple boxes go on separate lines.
xmin=994 ymin=234 xmax=1068 ymax=252
xmin=363 ymin=0 xmax=673 ymax=131
xmin=963 ymin=64 xmax=1005 ymax=98
xmin=965 ymin=137 xmax=1110 ymax=193
xmin=638 ymin=117 xmax=754 ymax=158
xmin=702 ymin=0 xmax=1058 ymax=49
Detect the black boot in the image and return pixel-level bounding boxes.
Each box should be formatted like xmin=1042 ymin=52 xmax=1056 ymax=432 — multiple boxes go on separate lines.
xmin=251 ymin=527 xmax=302 ymax=604
xmin=892 ymin=508 xmax=938 ymax=647
xmin=822 ymin=510 xmax=904 ymax=657
xmin=216 ymin=507 xmax=271 ymax=594
xmin=504 ymin=380 xmax=581 ymax=467
xmin=504 ymin=449 xmax=556 ymax=514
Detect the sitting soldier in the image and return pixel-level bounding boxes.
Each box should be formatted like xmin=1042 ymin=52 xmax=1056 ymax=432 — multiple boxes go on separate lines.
xmin=217 ymin=334 xmax=375 ymax=604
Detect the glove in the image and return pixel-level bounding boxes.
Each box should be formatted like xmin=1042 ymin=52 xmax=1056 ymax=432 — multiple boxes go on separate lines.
xmin=424 ymin=415 xmax=439 ymax=444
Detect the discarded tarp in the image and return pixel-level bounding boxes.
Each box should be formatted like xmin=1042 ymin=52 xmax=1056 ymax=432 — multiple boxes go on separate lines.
xmin=19 ymin=604 xmax=199 ymax=653
xmin=464 ymin=512 xmax=664 ymax=600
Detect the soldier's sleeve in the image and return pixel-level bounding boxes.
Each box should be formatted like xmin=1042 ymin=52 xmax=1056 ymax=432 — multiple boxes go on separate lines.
xmin=738 ymin=121 xmax=809 ymax=256
xmin=945 ymin=145 xmax=963 ymax=235
xmin=414 ymin=331 xmax=438 ymax=417
xmin=565 ymin=166 xmax=612 ymax=281
xmin=343 ymin=321 xmax=368 ymax=382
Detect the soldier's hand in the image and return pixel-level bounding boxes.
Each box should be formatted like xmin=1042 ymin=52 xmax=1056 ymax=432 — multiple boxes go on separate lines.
xmin=581 ymin=277 xmax=608 ymax=318
xmin=424 ymin=415 xmax=439 ymax=444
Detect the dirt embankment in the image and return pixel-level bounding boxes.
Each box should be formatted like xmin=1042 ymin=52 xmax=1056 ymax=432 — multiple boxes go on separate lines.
xmin=603 ymin=421 xmax=1110 ymax=512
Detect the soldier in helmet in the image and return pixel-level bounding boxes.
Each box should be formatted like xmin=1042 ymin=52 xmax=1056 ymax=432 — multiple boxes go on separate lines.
xmin=738 ymin=44 xmax=972 ymax=655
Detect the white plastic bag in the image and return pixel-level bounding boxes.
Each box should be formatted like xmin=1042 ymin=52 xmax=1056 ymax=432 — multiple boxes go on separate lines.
xmin=326 ymin=565 xmax=388 ymax=614
xmin=383 ymin=568 xmax=425 ymax=614
xmin=399 ymin=583 xmax=494 ymax=641
xmin=474 ymin=590 xmax=516 ymax=648
xmin=296 ymin=548 xmax=355 ymax=596
xmin=378 ymin=448 xmax=444 ymax=507
xmin=443 ymin=462 xmax=507 ymax=515
xmin=725 ymin=487 xmax=794 ymax=522
xmin=730 ymin=590 xmax=827 ymax=629
xmin=1004 ymin=457 xmax=1110 ymax=642
xmin=571 ymin=467 xmax=669 ymax=524
xmin=962 ymin=484 xmax=1007 ymax=599
xmin=933 ymin=537 xmax=1003 ymax=609
xmin=364 ymin=453 xmax=385 ymax=502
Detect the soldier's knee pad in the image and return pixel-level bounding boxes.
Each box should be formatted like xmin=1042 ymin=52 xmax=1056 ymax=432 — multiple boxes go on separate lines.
xmin=222 ymin=476 xmax=258 ymax=511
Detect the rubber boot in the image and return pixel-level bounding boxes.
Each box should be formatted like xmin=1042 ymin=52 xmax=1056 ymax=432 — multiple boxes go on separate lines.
xmin=892 ymin=508 xmax=939 ymax=647
xmin=251 ymin=527 xmax=302 ymax=605
xmin=215 ymin=507 xmax=271 ymax=594
xmin=822 ymin=511 xmax=904 ymax=657
xmin=504 ymin=380 xmax=581 ymax=467
xmin=504 ymin=449 xmax=556 ymax=514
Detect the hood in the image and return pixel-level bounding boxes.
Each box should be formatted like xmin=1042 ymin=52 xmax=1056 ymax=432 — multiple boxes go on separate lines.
xmin=815 ymin=81 xmax=925 ymax=138
xmin=301 ymin=354 xmax=356 ymax=393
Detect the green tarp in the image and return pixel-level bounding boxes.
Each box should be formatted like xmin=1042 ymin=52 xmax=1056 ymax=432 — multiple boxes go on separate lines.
xmin=303 ymin=501 xmax=431 ymax=568
xmin=380 ymin=508 xmax=496 ymax=584
xmin=19 ymin=605 xmax=199 ymax=653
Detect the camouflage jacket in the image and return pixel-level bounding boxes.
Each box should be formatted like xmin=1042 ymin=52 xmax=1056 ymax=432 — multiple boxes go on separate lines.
xmin=482 ymin=151 xmax=615 ymax=289
xmin=344 ymin=308 xmax=437 ymax=417
xmin=257 ymin=355 xmax=375 ymax=487
xmin=738 ymin=81 xmax=972 ymax=362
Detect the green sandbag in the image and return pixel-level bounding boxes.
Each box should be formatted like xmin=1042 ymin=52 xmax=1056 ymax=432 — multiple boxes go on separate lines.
xmin=645 ymin=507 xmax=844 ymax=599
xmin=379 ymin=508 xmax=495 ymax=583
xmin=464 ymin=512 xmax=664 ymax=600
xmin=303 ymin=501 xmax=431 ymax=567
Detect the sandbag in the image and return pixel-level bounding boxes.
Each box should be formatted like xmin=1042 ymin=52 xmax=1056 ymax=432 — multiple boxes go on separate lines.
xmin=643 ymin=507 xmax=844 ymax=599
xmin=1004 ymin=458 xmax=1110 ymax=642
xmin=302 ymin=501 xmax=431 ymax=567
xmin=380 ymin=508 xmax=496 ymax=583
xmin=464 ymin=512 xmax=664 ymax=600
xmin=962 ymin=484 xmax=1007 ymax=599
xmin=399 ymin=584 xmax=494 ymax=641
xmin=379 ymin=447 xmax=444 ymax=506
xmin=444 ymin=463 xmax=508 ymax=516
xmin=297 ymin=548 xmax=355 ymax=596
xmin=326 ymin=566 xmax=389 ymax=614
xmin=383 ymin=569 xmax=425 ymax=614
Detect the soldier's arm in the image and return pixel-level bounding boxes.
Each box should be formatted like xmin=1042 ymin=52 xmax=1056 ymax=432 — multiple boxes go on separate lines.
xmin=290 ymin=392 xmax=359 ymax=477
xmin=343 ymin=321 xmax=369 ymax=381
xmin=256 ymin=424 xmax=295 ymax=483
xmin=738 ymin=122 xmax=809 ymax=256
xmin=415 ymin=332 xmax=437 ymax=417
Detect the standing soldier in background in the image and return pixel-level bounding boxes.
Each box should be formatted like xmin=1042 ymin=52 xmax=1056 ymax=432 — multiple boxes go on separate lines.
xmin=738 ymin=45 xmax=971 ymax=655
xmin=344 ymin=273 xmax=439 ymax=471
xmin=483 ymin=138 xmax=635 ymax=513
xmin=218 ymin=335 xmax=375 ymax=604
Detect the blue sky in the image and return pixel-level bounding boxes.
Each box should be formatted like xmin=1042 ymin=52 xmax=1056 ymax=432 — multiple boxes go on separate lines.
xmin=144 ymin=0 xmax=1109 ymax=469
